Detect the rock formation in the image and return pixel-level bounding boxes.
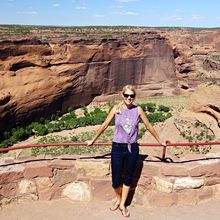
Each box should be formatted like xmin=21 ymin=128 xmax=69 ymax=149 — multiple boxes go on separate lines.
xmin=0 ymin=32 xmax=176 ymax=132
xmin=187 ymin=84 xmax=220 ymax=128
xmin=0 ymin=27 xmax=220 ymax=133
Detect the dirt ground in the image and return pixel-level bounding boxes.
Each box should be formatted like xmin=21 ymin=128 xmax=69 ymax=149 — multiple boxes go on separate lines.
xmin=0 ymin=198 xmax=220 ymax=220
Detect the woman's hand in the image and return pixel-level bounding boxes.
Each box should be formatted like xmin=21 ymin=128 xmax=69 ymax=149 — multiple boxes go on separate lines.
xmin=86 ymin=140 xmax=94 ymax=146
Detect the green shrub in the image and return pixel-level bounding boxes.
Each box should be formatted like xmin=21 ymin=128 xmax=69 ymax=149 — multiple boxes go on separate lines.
xmin=3 ymin=131 xmax=10 ymax=139
xmin=145 ymin=103 xmax=157 ymax=113
xmin=25 ymin=123 xmax=35 ymax=135
xmin=0 ymin=139 xmax=12 ymax=148
xmin=60 ymin=114 xmax=75 ymax=122
xmin=33 ymin=123 xmax=48 ymax=136
xmin=45 ymin=122 xmax=61 ymax=132
xmin=81 ymin=104 xmax=89 ymax=116
xmin=10 ymin=127 xmax=28 ymax=142
xmin=0 ymin=102 xmax=172 ymax=149
xmin=139 ymin=103 xmax=147 ymax=111
xmin=31 ymin=129 xmax=113 ymax=156
xmin=211 ymin=55 xmax=220 ymax=61
xmin=50 ymin=111 xmax=61 ymax=121
xmin=158 ymin=105 xmax=170 ymax=112
xmin=147 ymin=112 xmax=172 ymax=124
xmin=69 ymin=110 xmax=77 ymax=119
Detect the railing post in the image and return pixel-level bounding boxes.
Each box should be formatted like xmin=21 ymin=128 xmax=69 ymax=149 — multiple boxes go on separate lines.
xmin=162 ymin=146 xmax=167 ymax=161
xmin=162 ymin=141 xmax=171 ymax=161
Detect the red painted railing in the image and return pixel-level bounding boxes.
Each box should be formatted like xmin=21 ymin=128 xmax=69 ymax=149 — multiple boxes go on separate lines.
xmin=1 ymin=141 xmax=220 ymax=161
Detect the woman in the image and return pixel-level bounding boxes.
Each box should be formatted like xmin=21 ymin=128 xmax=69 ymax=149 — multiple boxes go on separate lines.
xmin=87 ymin=85 xmax=166 ymax=217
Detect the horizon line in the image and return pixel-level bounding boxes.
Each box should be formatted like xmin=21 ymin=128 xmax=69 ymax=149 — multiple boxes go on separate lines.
xmin=0 ymin=23 xmax=220 ymax=29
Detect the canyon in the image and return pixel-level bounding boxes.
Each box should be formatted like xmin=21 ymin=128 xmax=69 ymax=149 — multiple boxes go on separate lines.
xmin=0 ymin=26 xmax=220 ymax=133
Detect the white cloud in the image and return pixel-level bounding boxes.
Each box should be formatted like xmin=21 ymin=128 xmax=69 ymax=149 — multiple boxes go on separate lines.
xmin=114 ymin=11 xmax=137 ymax=16
xmin=116 ymin=0 xmax=138 ymax=2
xmin=17 ymin=11 xmax=38 ymax=15
xmin=110 ymin=5 xmax=124 ymax=9
xmin=75 ymin=6 xmax=90 ymax=10
xmin=172 ymin=16 xmax=183 ymax=21
xmin=191 ymin=14 xmax=205 ymax=22
xmin=175 ymin=9 xmax=183 ymax=13
xmin=94 ymin=14 xmax=105 ymax=18
xmin=6 ymin=0 xmax=15 ymax=6
xmin=53 ymin=3 xmax=60 ymax=7
xmin=164 ymin=15 xmax=183 ymax=21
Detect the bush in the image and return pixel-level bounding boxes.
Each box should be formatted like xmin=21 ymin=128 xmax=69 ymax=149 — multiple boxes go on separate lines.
xmin=147 ymin=112 xmax=172 ymax=124
xmin=145 ymin=103 xmax=156 ymax=113
xmin=158 ymin=105 xmax=170 ymax=112
xmin=81 ymin=104 xmax=89 ymax=116
xmin=9 ymin=127 xmax=29 ymax=144
xmin=50 ymin=111 xmax=61 ymax=121
xmin=0 ymin=139 xmax=12 ymax=148
xmin=33 ymin=123 xmax=48 ymax=136
xmin=139 ymin=103 xmax=147 ymax=111
xmin=69 ymin=110 xmax=77 ymax=119
xmin=25 ymin=123 xmax=35 ymax=135
xmin=0 ymin=102 xmax=173 ymax=149
xmin=45 ymin=122 xmax=61 ymax=132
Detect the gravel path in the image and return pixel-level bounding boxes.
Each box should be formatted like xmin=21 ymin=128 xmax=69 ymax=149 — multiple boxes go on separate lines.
xmin=0 ymin=198 xmax=220 ymax=220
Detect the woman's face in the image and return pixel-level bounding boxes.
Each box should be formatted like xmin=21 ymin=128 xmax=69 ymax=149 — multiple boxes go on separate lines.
xmin=122 ymin=89 xmax=135 ymax=106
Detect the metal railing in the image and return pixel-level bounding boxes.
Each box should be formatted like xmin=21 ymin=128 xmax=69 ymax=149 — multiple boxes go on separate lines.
xmin=1 ymin=141 xmax=220 ymax=161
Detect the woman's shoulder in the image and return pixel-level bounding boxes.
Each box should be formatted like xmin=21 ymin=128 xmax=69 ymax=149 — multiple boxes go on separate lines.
xmin=137 ymin=105 xmax=143 ymax=114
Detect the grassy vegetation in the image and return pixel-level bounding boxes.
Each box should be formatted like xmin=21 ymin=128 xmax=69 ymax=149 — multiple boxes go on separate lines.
xmin=175 ymin=118 xmax=215 ymax=154
xmin=1 ymin=24 xmax=219 ymax=41
xmin=207 ymin=79 xmax=220 ymax=86
xmin=31 ymin=123 xmax=147 ymax=157
xmin=0 ymin=24 xmax=143 ymax=41
xmin=31 ymin=129 xmax=113 ymax=156
xmin=210 ymin=55 xmax=220 ymax=61
xmin=0 ymin=101 xmax=172 ymax=152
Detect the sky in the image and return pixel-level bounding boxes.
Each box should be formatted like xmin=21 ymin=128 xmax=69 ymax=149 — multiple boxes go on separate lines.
xmin=0 ymin=0 xmax=220 ymax=27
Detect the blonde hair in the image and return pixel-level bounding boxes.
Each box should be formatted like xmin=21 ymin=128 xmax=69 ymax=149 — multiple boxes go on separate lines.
xmin=115 ymin=85 xmax=136 ymax=114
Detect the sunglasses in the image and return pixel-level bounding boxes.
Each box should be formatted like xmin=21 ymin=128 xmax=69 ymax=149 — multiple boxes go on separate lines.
xmin=123 ymin=93 xmax=135 ymax=98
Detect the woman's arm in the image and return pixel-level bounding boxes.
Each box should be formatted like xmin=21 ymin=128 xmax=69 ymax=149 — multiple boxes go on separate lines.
xmin=138 ymin=106 xmax=166 ymax=146
xmin=87 ymin=106 xmax=116 ymax=146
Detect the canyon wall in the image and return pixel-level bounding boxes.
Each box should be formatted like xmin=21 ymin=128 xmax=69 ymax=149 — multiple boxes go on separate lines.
xmin=0 ymin=28 xmax=220 ymax=132
xmin=0 ymin=32 xmax=175 ymax=132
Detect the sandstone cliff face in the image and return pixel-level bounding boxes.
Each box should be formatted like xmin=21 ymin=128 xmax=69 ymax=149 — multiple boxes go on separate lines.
xmin=168 ymin=29 xmax=220 ymax=92
xmin=0 ymin=32 xmax=175 ymax=132
xmin=1 ymin=27 xmax=220 ymax=133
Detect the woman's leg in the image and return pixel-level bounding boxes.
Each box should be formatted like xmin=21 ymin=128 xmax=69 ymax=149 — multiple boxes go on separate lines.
xmin=113 ymin=186 xmax=122 ymax=204
xmin=111 ymin=143 xmax=124 ymax=209
xmin=118 ymin=184 xmax=130 ymax=217
xmin=120 ymin=184 xmax=130 ymax=207
xmin=119 ymin=145 xmax=139 ymax=216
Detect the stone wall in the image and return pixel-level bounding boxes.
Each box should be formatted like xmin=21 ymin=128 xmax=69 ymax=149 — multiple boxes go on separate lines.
xmin=1 ymin=154 xmax=220 ymax=207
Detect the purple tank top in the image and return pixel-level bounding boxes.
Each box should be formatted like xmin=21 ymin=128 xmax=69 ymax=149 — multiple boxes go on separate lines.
xmin=113 ymin=106 xmax=139 ymax=152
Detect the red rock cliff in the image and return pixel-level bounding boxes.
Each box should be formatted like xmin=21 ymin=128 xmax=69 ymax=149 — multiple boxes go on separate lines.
xmin=0 ymin=32 xmax=176 ymax=132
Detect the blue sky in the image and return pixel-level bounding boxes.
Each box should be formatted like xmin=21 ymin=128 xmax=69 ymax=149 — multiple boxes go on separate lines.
xmin=0 ymin=0 xmax=220 ymax=27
